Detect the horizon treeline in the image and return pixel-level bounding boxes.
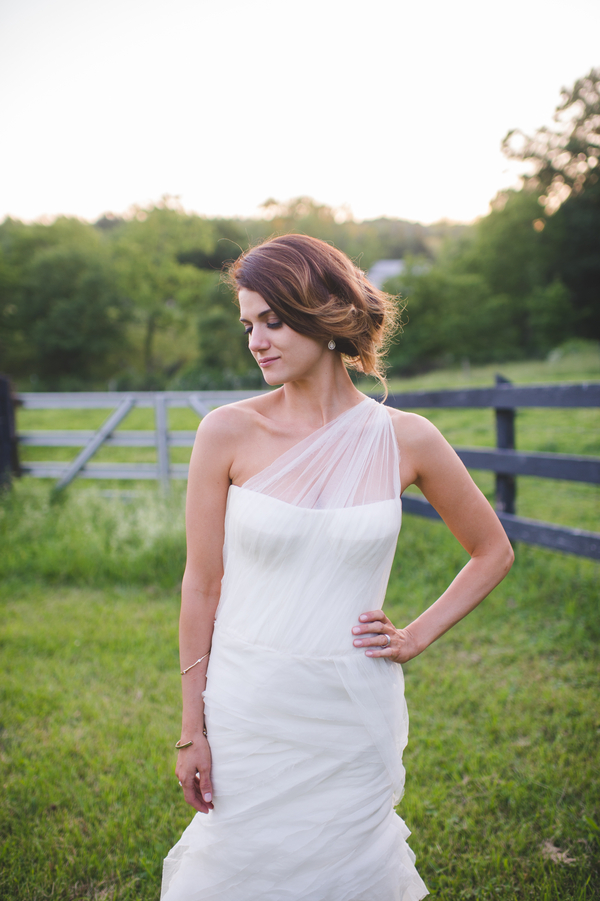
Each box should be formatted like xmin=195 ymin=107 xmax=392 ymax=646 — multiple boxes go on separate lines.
xmin=0 ymin=201 xmax=466 ymax=391
xmin=1 ymin=68 xmax=598 ymax=391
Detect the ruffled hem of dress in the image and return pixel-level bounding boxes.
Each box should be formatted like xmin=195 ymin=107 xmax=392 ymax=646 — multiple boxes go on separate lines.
xmin=161 ymin=812 xmax=428 ymax=901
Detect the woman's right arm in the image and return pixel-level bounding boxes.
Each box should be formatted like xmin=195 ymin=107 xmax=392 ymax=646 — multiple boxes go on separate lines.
xmin=175 ymin=407 xmax=238 ymax=814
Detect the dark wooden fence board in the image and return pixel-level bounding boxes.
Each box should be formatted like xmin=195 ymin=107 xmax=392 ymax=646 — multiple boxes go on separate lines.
xmin=454 ymin=448 xmax=600 ymax=483
xmin=385 ymin=382 xmax=600 ymax=409
xmin=497 ymin=512 xmax=600 ymax=559
xmin=400 ymin=494 xmax=600 ymax=560
xmin=400 ymin=494 xmax=442 ymax=521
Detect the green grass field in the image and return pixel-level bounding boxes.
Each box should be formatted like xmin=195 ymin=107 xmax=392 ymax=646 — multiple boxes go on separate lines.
xmin=2 ymin=348 xmax=599 ymax=899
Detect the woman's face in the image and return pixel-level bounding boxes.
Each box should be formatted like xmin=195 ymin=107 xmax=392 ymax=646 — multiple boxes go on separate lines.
xmin=238 ymin=289 xmax=329 ymax=386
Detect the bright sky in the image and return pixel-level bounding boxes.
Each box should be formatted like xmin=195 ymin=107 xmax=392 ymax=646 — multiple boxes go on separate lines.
xmin=1 ymin=0 xmax=598 ymax=225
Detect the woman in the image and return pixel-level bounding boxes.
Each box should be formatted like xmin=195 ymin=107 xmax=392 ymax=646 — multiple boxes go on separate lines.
xmin=161 ymin=235 xmax=513 ymax=900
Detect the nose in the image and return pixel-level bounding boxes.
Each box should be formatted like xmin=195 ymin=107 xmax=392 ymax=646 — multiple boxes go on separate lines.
xmin=248 ymin=325 xmax=269 ymax=353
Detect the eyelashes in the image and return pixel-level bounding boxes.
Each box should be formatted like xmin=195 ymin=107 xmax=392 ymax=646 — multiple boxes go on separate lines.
xmin=243 ymin=321 xmax=283 ymax=335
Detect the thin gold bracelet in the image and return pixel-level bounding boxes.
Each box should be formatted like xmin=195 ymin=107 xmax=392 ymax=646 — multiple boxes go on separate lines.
xmin=180 ymin=651 xmax=210 ymax=676
xmin=175 ymin=726 xmax=207 ymax=750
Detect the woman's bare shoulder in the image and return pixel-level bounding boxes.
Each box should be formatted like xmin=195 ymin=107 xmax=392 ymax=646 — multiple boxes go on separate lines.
xmin=197 ymin=393 xmax=277 ymax=446
xmin=385 ymin=406 xmax=442 ymax=449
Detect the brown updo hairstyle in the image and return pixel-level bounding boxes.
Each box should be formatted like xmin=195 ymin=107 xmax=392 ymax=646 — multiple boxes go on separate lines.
xmin=225 ymin=234 xmax=400 ymax=396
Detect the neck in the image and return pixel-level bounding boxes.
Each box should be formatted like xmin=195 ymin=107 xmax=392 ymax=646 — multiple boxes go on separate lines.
xmin=273 ymin=358 xmax=365 ymax=429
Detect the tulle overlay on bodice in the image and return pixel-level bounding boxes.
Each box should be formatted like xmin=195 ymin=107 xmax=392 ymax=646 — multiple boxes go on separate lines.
xmin=161 ymin=398 xmax=428 ymax=900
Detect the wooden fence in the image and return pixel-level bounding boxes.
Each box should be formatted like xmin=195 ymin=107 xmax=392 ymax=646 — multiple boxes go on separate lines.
xmin=14 ymin=380 xmax=600 ymax=561
xmin=16 ymin=390 xmax=261 ymax=491
xmin=388 ymin=378 xmax=600 ymax=560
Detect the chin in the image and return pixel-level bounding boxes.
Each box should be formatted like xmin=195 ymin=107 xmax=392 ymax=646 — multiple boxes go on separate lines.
xmin=262 ymin=373 xmax=285 ymax=386
xmin=260 ymin=367 xmax=284 ymax=386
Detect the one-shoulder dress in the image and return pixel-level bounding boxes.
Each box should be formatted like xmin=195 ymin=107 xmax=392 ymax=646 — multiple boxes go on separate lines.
xmin=161 ymin=396 xmax=428 ymax=901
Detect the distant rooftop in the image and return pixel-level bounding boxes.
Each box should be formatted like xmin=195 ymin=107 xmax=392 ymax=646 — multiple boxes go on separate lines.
xmin=367 ymin=259 xmax=405 ymax=289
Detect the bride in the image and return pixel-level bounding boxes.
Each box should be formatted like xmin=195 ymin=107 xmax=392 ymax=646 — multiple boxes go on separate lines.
xmin=161 ymin=234 xmax=513 ymax=900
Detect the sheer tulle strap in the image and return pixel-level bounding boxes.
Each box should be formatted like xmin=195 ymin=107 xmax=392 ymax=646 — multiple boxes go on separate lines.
xmin=242 ymin=397 xmax=400 ymax=510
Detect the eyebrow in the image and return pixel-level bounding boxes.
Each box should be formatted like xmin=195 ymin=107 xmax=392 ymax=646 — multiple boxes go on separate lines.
xmin=239 ymin=309 xmax=273 ymax=324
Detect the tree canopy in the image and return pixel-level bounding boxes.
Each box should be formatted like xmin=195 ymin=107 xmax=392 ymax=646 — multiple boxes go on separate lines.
xmin=385 ymin=68 xmax=600 ymax=374
xmin=2 ymin=71 xmax=599 ymax=391
xmin=502 ymin=67 xmax=600 ymax=213
xmin=1 ymin=198 xmax=460 ymax=389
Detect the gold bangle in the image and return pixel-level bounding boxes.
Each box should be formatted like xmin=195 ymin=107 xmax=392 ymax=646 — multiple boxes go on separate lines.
xmin=175 ymin=727 xmax=207 ymax=750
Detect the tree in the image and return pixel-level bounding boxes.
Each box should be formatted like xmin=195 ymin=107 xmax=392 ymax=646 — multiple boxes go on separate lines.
xmin=543 ymin=183 xmax=600 ymax=336
xmin=386 ymin=189 xmax=572 ymax=372
xmin=503 ymin=69 xmax=600 ymax=338
xmin=177 ymin=218 xmax=249 ymax=271
xmin=247 ymin=197 xmax=433 ymax=268
xmin=386 ymin=262 xmax=521 ymax=371
xmin=0 ymin=217 xmax=129 ymax=385
xmin=111 ymin=201 xmax=216 ymax=377
xmin=17 ymin=244 xmax=129 ymax=386
xmin=169 ymin=276 xmax=263 ymax=391
xmin=502 ymin=67 xmax=600 ymax=213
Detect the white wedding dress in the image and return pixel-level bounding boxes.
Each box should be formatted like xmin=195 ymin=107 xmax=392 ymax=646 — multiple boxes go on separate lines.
xmin=161 ymin=397 xmax=428 ymax=901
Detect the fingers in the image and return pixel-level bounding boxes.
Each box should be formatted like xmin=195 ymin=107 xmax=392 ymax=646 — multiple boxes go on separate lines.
xmin=359 ymin=610 xmax=386 ymax=624
xmin=365 ymin=635 xmax=393 ymax=657
xmin=197 ymin=770 xmax=213 ymax=807
xmin=364 ymin=627 xmax=420 ymax=664
xmin=355 ymin=612 xmax=388 ymax=633
xmin=176 ymin=750 xmax=214 ymax=814
xmin=352 ymin=610 xmax=399 ymax=659
xmin=179 ymin=772 xmax=214 ymax=814
xmin=352 ymin=611 xmax=420 ymax=664
xmin=352 ymin=611 xmax=389 ymax=650
xmin=352 ymin=628 xmax=390 ymax=648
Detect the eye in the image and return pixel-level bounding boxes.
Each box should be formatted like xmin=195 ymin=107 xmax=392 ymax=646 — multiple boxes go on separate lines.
xmin=242 ymin=318 xmax=282 ymax=336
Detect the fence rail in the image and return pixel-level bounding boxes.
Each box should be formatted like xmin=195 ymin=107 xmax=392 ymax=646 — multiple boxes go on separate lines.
xmin=17 ymin=391 xmax=265 ymax=491
xmin=17 ymin=390 xmax=261 ymax=409
xmin=386 ymin=383 xmax=600 ymax=408
xmin=400 ymin=495 xmax=600 ymax=559
xmin=452 ymin=448 xmax=599 ymax=484
xmin=13 ymin=382 xmax=600 ymax=560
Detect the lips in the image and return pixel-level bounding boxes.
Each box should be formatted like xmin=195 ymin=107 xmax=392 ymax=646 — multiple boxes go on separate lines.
xmin=257 ymin=356 xmax=280 ymax=367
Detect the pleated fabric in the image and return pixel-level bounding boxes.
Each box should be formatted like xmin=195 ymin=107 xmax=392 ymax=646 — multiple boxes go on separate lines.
xmin=162 ymin=397 xmax=428 ymax=900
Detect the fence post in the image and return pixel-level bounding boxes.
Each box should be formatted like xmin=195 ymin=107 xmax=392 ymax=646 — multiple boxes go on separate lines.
xmin=495 ymin=374 xmax=516 ymax=514
xmin=155 ymin=394 xmax=170 ymax=493
xmin=0 ymin=375 xmax=19 ymax=488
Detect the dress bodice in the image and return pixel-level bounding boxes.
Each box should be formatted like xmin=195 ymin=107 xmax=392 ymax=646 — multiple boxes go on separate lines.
xmin=214 ymin=397 xmax=403 ymax=658
xmin=216 ymin=488 xmax=402 ymax=657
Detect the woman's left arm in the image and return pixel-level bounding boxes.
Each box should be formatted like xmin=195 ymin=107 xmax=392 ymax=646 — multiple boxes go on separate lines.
xmin=353 ymin=412 xmax=514 ymax=663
